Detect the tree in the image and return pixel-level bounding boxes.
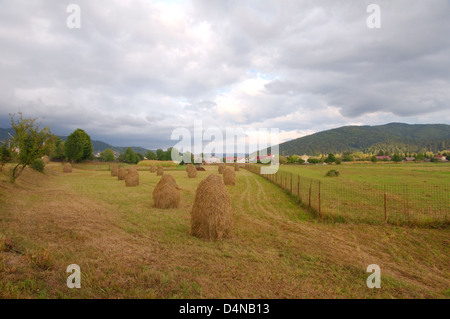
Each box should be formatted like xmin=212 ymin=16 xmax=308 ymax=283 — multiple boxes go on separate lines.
xmin=0 ymin=142 xmax=12 ymax=172
xmin=391 ymin=154 xmax=403 ymax=162
xmin=100 ymin=148 xmax=115 ymax=162
xmin=371 ymin=155 xmax=378 ymax=163
xmin=324 ymin=153 xmax=336 ymax=163
xmin=49 ymin=137 xmax=65 ymax=160
xmin=156 ymin=149 xmax=164 ymax=160
xmin=64 ymin=129 xmax=93 ymax=162
xmin=415 ymin=153 xmax=425 ymax=161
xmin=145 ymin=150 xmax=157 ymax=160
xmin=124 ymin=147 xmax=137 ymax=164
xmin=8 ymin=113 xmax=54 ymax=183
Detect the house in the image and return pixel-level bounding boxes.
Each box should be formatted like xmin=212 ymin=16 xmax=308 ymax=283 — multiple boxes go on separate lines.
xmin=433 ymin=155 xmax=447 ymax=162
xmin=203 ymin=155 xmax=222 ymax=164
xmin=376 ymin=156 xmax=391 ymax=161
xmin=301 ymin=155 xmax=309 ymax=162
xmin=405 ymin=157 xmax=415 ymax=162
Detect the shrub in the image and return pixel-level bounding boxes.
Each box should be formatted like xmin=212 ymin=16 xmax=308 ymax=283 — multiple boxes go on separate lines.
xmin=371 ymin=156 xmax=378 ymax=163
xmin=31 ymin=158 xmax=45 ymax=172
xmin=335 ymin=159 xmax=341 ymax=164
xmin=326 ymin=169 xmax=340 ymax=177
xmin=391 ymin=154 xmax=403 ymax=162
xmin=308 ymin=158 xmax=320 ymax=164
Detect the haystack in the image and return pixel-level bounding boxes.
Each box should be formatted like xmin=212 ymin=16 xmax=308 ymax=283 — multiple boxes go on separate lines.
xmin=218 ymin=163 xmax=226 ymax=174
xmin=118 ymin=167 xmax=127 ymax=180
xmin=150 ymin=164 xmax=157 ymax=173
xmin=63 ymin=163 xmax=72 ymax=173
xmin=223 ymin=167 xmax=236 ymax=185
xmin=42 ymin=155 xmax=50 ymax=164
xmin=125 ymin=169 xmax=139 ymax=187
xmin=196 ymin=166 xmax=206 ymax=171
xmin=190 ymin=174 xmax=233 ymax=240
xmin=111 ymin=164 xmax=119 ymax=177
xmin=157 ymin=166 xmax=164 ymax=176
xmin=234 ymin=163 xmax=240 ymax=171
xmin=153 ymin=174 xmax=180 ymax=209
xmin=187 ymin=164 xmax=197 ymax=178
xmin=185 ymin=164 xmax=194 ymax=172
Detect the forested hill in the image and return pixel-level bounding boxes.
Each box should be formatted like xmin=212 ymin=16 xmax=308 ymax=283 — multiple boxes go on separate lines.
xmin=275 ymin=123 xmax=450 ymax=156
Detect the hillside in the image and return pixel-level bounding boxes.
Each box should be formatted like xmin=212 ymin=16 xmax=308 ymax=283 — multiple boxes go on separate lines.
xmin=275 ymin=123 xmax=450 ymax=156
xmin=0 ymin=128 xmax=150 ymax=155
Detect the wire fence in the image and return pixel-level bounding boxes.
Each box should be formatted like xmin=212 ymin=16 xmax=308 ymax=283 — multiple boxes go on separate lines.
xmin=245 ymin=164 xmax=450 ymax=226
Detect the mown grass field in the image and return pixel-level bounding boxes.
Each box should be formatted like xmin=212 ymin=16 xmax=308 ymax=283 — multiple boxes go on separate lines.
xmin=0 ymin=162 xmax=449 ymax=298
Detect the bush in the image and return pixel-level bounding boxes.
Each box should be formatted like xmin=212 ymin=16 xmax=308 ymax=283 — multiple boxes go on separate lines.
xmin=308 ymin=158 xmax=320 ymax=164
xmin=335 ymin=159 xmax=341 ymax=164
xmin=391 ymin=154 xmax=403 ymax=162
xmin=326 ymin=169 xmax=340 ymax=177
xmin=31 ymin=158 xmax=45 ymax=172
xmin=371 ymin=156 xmax=378 ymax=163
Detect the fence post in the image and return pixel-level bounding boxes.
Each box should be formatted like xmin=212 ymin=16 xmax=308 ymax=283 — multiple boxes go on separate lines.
xmin=297 ymin=175 xmax=300 ymax=199
xmin=290 ymin=173 xmax=293 ymax=194
xmin=308 ymin=180 xmax=312 ymax=209
xmin=318 ymin=181 xmax=322 ymax=219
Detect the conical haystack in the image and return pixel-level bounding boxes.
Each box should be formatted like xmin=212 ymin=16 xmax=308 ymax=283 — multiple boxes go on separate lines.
xmin=157 ymin=166 xmax=164 ymax=176
xmin=218 ymin=163 xmax=226 ymax=174
xmin=223 ymin=167 xmax=236 ymax=185
xmin=153 ymin=174 xmax=180 ymax=209
xmin=190 ymin=174 xmax=233 ymax=240
xmin=111 ymin=164 xmax=119 ymax=177
xmin=42 ymin=155 xmax=50 ymax=164
xmin=185 ymin=164 xmax=194 ymax=172
xmin=63 ymin=163 xmax=72 ymax=173
xmin=187 ymin=164 xmax=197 ymax=178
xmin=150 ymin=164 xmax=156 ymax=173
xmin=118 ymin=167 xmax=127 ymax=180
xmin=234 ymin=163 xmax=239 ymax=171
xmin=125 ymin=168 xmax=139 ymax=187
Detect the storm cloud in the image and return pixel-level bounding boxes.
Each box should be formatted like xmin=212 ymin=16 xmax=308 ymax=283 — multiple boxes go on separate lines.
xmin=0 ymin=0 xmax=449 ymax=148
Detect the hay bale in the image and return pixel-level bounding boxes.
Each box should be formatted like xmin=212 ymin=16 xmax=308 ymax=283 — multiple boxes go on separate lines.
xmin=196 ymin=166 xmax=206 ymax=171
xmin=125 ymin=170 xmax=139 ymax=187
xmin=234 ymin=163 xmax=239 ymax=171
xmin=185 ymin=164 xmax=194 ymax=172
xmin=190 ymin=174 xmax=233 ymax=240
xmin=118 ymin=167 xmax=127 ymax=180
xmin=149 ymin=164 xmax=157 ymax=173
xmin=127 ymin=166 xmax=137 ymax=174
xmin=111 ymin=164 xmax=119 ymax=177
xmin=42 ymin=155 xmax=50 ymax=164
xmin=63 ymin=163 xmax=72 ymax=173
xmin=223 ymin=167 xmax=236 ymax=185
xmin=153 ymin=175 xmax=180 ymax=209
xmin=187 ymin=164 xmax=197 ymax=178
xmin=218 ymin=163 xmax=226 ymax=174
xmin=157 ymin=166 xmax=164 ymax=176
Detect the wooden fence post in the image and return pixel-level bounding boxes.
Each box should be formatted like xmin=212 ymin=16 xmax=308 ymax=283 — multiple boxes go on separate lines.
xmin=308 ymin=180 xmax=312 ymax=208
xmin=384 ymin=185 xmax=387 ymax=223
xmin=297 ymin=175 xmax=300 ymax=198
xmin=318 ymin=181 xmax=322 ymax=219
xmin=290 ymin=173 xmax=293 ymax=194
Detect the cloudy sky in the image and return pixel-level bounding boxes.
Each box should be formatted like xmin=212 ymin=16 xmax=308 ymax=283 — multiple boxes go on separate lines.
xmin=0 ymin=0 xmax=449 ymax=150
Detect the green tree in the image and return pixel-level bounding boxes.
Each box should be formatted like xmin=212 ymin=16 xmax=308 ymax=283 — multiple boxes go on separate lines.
xmin=8 ymin=113 xmax=54 ymax=183
xmin=100 ymin=148 xmax=115 ymax=162
xmin=0 ymin=142 xmax=12 ymax=172
xmin=49 ymin=137 xmax=65 ymax=160
xmin=64 ymin=129 xmax=93 ymax=162
xmin=391 ymin=154 xmax=403 ymax=162
xmin=324 ymin=153 xmax=336 ymax=163
xmin=156 ymin=149 xmax=164 ymax=160
xmin=124 ymin=147 xmax=137 ymax=164
xmin=415 ymin=153 xmax=425 ymax=161
xmin=371 ymin=155 xmax=378 ymax=163
xmin=145 ymin=150 xmax=157 ymax=160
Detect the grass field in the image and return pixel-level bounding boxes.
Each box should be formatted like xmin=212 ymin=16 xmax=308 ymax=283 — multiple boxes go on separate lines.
xmin=0 ymin=162 xmax=449 ymax=298
xmin=255 ymin=162 xmax=450 ymax=226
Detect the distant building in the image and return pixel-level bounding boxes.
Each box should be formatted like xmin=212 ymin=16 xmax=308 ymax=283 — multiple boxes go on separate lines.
xmin=301 ymin=155 xmax=309 ymax=162
xmin=405 ymin=157 xmax=415 ymax=161
xmin=376 ymin=156 xmax=391 ymax=161
xmin=434 ymin=155 xmax=447 ymax=162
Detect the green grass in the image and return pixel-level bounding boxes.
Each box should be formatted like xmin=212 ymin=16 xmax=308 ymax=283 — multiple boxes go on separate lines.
xmin=0 ymin=163 xmax=449 ymax=298
xmin=252 ymin=162 xmax=450 ymax=226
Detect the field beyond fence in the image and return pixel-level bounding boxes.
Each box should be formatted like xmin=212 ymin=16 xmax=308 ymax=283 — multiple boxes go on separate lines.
xmin=245 ymin=164 xmax=450 ymax=226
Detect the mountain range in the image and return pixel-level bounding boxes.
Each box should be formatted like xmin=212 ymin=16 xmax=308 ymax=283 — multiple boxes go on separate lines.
xmin=0 ymin=128 xmax=151 ymax=155
xmin=274 ymin=123 xmax=450 ymax=156
xmin=2 ymin=123 xmax=450 ymax=156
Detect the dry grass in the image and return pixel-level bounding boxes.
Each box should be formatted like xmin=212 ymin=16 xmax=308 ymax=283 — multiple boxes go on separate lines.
xmin=0 ymin=164 xmax=449 ymax=298
xmin=63 ymin=163 xmax=72 ymax=173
